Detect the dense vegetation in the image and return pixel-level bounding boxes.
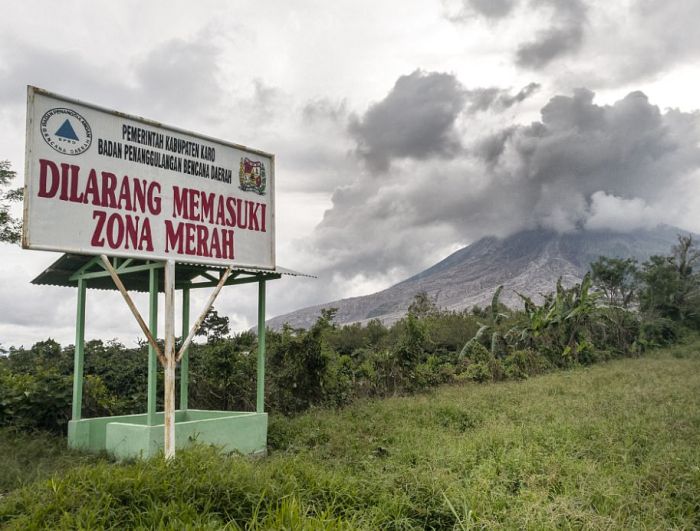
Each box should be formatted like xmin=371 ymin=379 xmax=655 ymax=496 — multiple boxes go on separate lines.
xmin=0 ymin=234 xmax=699 ymax=527
xmin=2 ymin=235 xmax=699 ymax=432
xmin=1 ymin=340 xmax=699 ymax=528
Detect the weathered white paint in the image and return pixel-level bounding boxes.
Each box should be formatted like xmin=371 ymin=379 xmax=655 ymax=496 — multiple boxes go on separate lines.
xmin=163 ymin=259 xmax=176 ymax=459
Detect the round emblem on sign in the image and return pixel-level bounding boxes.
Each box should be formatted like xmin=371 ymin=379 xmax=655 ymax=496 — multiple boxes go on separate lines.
xmin=40 ymin=107 xmax=92 ymax=155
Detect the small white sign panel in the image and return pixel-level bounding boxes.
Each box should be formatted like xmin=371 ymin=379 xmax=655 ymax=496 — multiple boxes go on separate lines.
xmin=23 ymin=87 xmax=275 ymax=269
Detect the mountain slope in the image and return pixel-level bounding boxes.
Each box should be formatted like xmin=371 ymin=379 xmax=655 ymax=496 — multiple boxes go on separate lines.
xmin=268 ymin=226 xmax=688 ymax=329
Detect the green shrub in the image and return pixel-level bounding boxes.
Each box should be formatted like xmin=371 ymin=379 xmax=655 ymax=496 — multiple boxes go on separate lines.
xmin=414 ymin=355 xmax=453 ymax=389
xmin=459 ymin=342 xmax=502 ymax=382
xmin=640 ymin=318 xmax=680 ymax=347
xmin=503 ymin=349 xmax=550 ymax=379
xmin=0 ymin=368 xmax=130 ymax=433
xmin=464 ymin=361 xmax=493 ymax=382
xmin=0 ymin=369 xmax=71 ymax=433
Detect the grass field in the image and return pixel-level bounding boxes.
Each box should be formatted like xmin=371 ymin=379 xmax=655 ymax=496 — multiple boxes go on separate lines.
xmin=1 ymin=340 xmax=699 ymax=529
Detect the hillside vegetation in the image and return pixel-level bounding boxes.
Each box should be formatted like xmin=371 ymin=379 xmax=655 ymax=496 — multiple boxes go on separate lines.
xmin=1 ymin=339 xmax=699 ymax=529
xmin=3 ymin=235 xmax=699 ymax=429
xmin=1 ymin=235 xmax=700 ymax=527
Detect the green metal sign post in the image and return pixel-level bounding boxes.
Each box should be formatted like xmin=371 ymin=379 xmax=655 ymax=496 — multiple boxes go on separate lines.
xmin=147 ymin=268 xmax=158 ymax=426
xmin=180 ymin=287 xmax=190 ymax=411
xmin=257 ymin=280 xmax=266 ymax=414
xmin=71 ymin=278 xmax=86 ymax=421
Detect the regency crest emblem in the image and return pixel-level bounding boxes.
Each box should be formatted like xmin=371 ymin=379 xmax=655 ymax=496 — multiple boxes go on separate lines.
xmin=238 ymin=157 xmax=266 ymax=195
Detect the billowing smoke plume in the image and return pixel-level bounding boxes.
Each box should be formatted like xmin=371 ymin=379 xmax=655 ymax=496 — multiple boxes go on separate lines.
xmin=305 ymin=75 xmax=700 ymax=290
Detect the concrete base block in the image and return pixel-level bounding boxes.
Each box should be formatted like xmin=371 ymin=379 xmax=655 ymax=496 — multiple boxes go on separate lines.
xmin=68 ymin=410 xmax=267 ymax=460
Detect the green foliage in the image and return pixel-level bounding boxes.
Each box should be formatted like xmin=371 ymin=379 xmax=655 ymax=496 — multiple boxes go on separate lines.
xmin=459 ymin=340 xmax=501 ymax=382
xmin=3 ymin=236 xmax=700 ymax=431
xmin=267 ymin=309 xmax=337 ymax=413
xmin=639 ymin=317 xmax=680 ymax=348
xmin=0 ymin=160 xmax=22 ymax=244
xmin=195 ymin=306 xmax=231 ymax=342
xmin=489 ymin=284 xmax=509 ymax=324
xmin=639 ymin=255 xmax=684 ymax=318
xmin=406 ymin=290 xmax=438 ymax=318
xmin=3 ymin=340 xmax=700 ymax=529
xmin=393 ymin=312 xmax=429 ymax=371
xmin=188 ymin=332 xmax=257 ymax=411
xmin=639 ymin=235 xmax=700 ymax=326
xmin=502 ymin=349 xmax=551 ymax=379
xmin=507 ymin=274 xmax=613 ymax=366
xmin=590 ymin=256 xmax=639 ymax=307
xmin=0 ymin=368 xmax=71 ymax=432
xmin=0 ymin=428 xmax=104 ymax=494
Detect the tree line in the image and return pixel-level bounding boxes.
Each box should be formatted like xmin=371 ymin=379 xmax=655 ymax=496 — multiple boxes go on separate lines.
xmin=2 ymin=234 xmax=698 ymax=433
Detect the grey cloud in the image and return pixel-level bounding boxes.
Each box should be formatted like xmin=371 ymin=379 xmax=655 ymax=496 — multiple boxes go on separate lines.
xmin=450 ymin=0 xmax=519 ymax=20
xmin=467 ymin=82 xmax=540 ymax=112
xmin=588 ymin=0 xmax=700 ymax=85
xmin=302 ymin=98 xmax=348 ymax=125
xmin=447 ymin=0 xmax=588 ymax=70
xmin=0 ymin=40 xmax=128 ymax=106
xmin=132 ymin=34 xmax=225 ymax=122
xmin=0 ymin=32 xmax=226 ymax=126
xmin=515 ymin=0 xmax=587 ymax=68
xmin=516 ymin=24 xmax=583 ymax=69
xmin=502 ymin=82 xmax=541 ymax=106
xmin=460 ymin=0 xmax=700 ymax=82
xmin=306 ymin=87 xmax=700 ymax=284
xmin=349 ymin=70 xmax=466 ymax=173
xmin=475 ymin=127 xmax=517 ymax=163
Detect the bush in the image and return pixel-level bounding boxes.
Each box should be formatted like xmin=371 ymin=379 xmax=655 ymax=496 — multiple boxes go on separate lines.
xmin=0 ymin=367 xmax=126 ymax=434
xmin=503 ymin=349 xmax=551 ymax=379
xmin=640 ymin=318 xmax=680 ymax=347
xmin=0 ymin=368 xmax=71 ymax=433
xmin=459 ymin=341 xmax=502 ymax=382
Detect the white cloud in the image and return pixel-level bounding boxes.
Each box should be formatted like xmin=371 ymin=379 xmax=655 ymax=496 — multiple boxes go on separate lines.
xmin=585 ymin=191 xmax=659 ymax=232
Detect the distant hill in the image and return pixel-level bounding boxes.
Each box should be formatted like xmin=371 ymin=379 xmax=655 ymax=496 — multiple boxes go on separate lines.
xmin=267 ymin=225 xmax=691 ymax=329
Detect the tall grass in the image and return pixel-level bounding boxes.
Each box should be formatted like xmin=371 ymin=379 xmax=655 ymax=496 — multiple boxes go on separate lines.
xmin=2 ymin=339 xmax=700 ymax=529
xmin=0 ymin=428 xmax=104 ymax=495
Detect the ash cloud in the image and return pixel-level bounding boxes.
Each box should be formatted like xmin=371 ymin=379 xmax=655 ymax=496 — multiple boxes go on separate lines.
xmin=348 ymin=70 xmax=466 ymax=173
xmin=348 ymin=72 xmax=540 ymax=173
xmin=306 ymin=82 xmax=700 ymax=287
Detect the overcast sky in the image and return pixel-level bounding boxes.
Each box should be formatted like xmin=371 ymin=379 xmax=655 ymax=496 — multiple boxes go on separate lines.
xmin=2 ymin=0 xmax=700 ymax=348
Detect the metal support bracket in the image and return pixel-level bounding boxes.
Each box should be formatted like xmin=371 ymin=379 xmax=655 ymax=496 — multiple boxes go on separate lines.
xmin=176 ymin=266 xmax=233 ymax=361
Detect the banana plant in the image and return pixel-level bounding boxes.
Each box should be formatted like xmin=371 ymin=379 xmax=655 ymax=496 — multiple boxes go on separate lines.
xmin=491 ymin=285 xmax=509 ymax=325
xmin=458 ymin=324 xmax=490 ymax=359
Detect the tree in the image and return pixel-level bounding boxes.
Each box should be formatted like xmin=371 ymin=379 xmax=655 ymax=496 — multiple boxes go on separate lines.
xmin=672 ymin=235 xmax=700 ymax=321
xmin=0 ymin=160 xmax=22 ymax=244
xmin=407 ymin=291 xmax=438 ymax=318
xmin=196 ymin=307 xmax=230 ymax=342
xmin=590 ymin=256 xmax=638 ymax=307
xmin=638 ymin=235 xmax=700 ymax=324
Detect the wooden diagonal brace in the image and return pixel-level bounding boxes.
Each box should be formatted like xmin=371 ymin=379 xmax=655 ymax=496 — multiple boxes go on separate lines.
xmin=176 ymin=266 xmax=232 ymax=362
xmin=99 ymin=255 xmax=166 ymax=366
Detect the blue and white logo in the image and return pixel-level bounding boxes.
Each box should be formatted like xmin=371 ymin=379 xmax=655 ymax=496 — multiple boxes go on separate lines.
xmin=40 ymin=107 xmax=92 ymax=155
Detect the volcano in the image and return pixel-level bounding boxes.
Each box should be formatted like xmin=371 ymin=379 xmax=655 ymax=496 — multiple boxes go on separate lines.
xmin=267 ymin=225 xmax=691 ymax=329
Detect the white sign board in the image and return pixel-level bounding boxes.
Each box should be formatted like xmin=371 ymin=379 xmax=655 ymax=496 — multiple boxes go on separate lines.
xmin=23 ymin=86 xmax=275 ymax=270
